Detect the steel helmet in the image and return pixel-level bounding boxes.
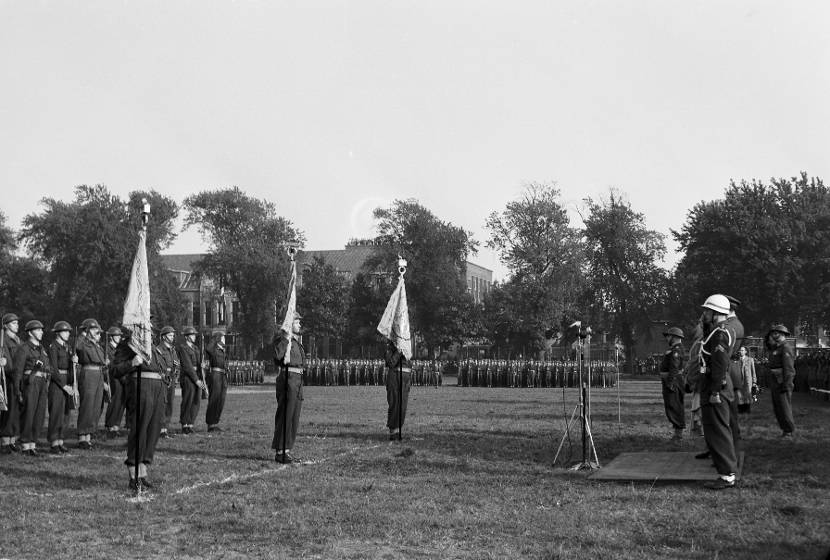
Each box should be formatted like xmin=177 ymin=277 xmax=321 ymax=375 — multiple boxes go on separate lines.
xmin=663 ymin=327 xmax=684 ymax=339
xmin=159 ymin=326 xmax=176 ymax=336
xmin=2 ymin=313 xmax=19 ymax=325
xmin=25 ymin=320 xmax=44 ymax=331
xmin=182 ymin=326 xmax=198 ymax=336
xmin=107 ymin=326 xmax=123 ymax=337
xmin=52 ymin=320 xmax=72 ymax=333
xmin=701 ymin=294 xmax=730 ymax=315
xmin=769 ymin=323 xmax=791 ymax=336
xmin=81 ymin=318 xmax=101 ymax=330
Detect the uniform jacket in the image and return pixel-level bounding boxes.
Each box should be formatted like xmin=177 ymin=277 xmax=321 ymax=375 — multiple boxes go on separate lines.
xmin=384 ymin=346 xmax=410 ymax=371
xmin=155 ymin=342 xmax=179 ymax=385
xmin=660 ymin=342 xmax=685 ymax=391
xmin=274 ymin=335 xmax=306 ymax=369
xmin=178 ymin=341 xmax=201 ymax=384
xmin=75 ymin=335 xmax=106 ymax=366
xmin=768 ymin=342 xmax=795 ymax=392
xmin=701 ymin=324 xmax=734 ymax=402
xmin=111 ymin=339 xmax=163 ymax=379
xmin=2 ymin=330 xmax=21 ymax=379
xmin=206 ymin=341 xmax=226 ymax=370
xmin=14 ymin=339 xmax=52 ymax=382
xmin=48 ymin=340 xmax=75 ymax=386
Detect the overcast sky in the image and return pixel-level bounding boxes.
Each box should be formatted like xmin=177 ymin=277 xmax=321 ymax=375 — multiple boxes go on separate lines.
xmin=2 ymin=1 xmax=828 ymax=281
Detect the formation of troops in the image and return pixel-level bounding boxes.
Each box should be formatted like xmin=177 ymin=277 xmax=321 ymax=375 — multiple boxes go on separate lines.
xmin=456 ymin=358 xmax=618 ymax=388
xmin=302 ymin=358 xmax=442 ymax=387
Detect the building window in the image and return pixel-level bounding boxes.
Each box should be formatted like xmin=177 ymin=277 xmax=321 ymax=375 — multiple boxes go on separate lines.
xmin=218 ymin=300 xmax=226 ymax=325
xmin=204 ymin=302 xmax=212 ymax=327
xmin=192 ymin=301 xmax=199 ymax=327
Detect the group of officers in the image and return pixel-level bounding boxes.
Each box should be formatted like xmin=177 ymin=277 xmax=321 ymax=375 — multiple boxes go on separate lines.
xmin=0 ymin=312 xmax=236 ymax=493
xmin=456 ymin=358 xmax=618 ymax=388
xmin=657 ymin=294 xmax=796 ymax=490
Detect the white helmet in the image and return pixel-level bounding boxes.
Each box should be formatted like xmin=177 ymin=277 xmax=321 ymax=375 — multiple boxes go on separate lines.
xmin=701 ymin=294 xmax=730 ymax=315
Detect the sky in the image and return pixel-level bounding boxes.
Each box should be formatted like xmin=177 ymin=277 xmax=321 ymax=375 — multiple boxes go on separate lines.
xmin=2 ymin=1 xmax=828 ymax=281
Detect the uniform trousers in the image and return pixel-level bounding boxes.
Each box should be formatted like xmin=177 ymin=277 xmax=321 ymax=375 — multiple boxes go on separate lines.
xmin=47 ymin=373 xmax=69 ymax=443
xmin=179 ymin=377 xmax=201 ymax=426
xmin=701 ymin=399 xmax=738 ymax=476
xmin=661 ymin=383 xmax=686 ymax=430
xmin=770 ymin=375 xmax=795 ymax=434
xmin=77 ymin=368 xmax=104 ymax=435
xmin=205 ymin=371 xmax=227 ymax=426
xmin=386 ymin=369 xmax=411 ymax=431
xmin=105 ymin=378 xmax=126 ymax=429
xmin=272 ymin=370 xmax=303 ymax=450
xmin=162 ymin=380 xmax=176 ymax=430
xmin=124 ymin=376 xmax=165 ymax=466
xmin=20 ymin=375 xmax=48 ymax=444
xmin=0 ymin=373 xmax=21 ymax=438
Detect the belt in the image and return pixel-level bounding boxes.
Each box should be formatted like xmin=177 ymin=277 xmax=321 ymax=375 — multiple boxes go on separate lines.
xmin=286 ymin=367 xmax=304 ymax=374
xmin=23 ymin=370 xmax=49 ymax=379
xmin=399 ymin=367 xmax=412 ymax=373
xmin=57 ymin=369 xmax=68 ymax=375
xmin=210 ymin=367 xmax=225 ymax=374
xmin=130 ymin=372 xmax=163 ymax=380
xmin=82 ymin=365 xmax=104 ymax=372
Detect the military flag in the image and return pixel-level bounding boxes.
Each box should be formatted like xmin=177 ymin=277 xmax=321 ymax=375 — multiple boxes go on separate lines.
xmin=122 ymin=226 xmax=152 ymax=361
xmin=279 ymin=254 xmax=297 ymax=357
xmin=377 ymin=273 xmax=412 ymax=360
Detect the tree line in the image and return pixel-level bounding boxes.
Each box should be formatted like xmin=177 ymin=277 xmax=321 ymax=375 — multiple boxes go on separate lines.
xmin=1 ymin=173 xmax=826 ymax=370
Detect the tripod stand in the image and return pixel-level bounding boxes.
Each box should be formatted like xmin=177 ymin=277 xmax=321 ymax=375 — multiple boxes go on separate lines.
xmin=553 ymin=335 xmax=600 ymax=470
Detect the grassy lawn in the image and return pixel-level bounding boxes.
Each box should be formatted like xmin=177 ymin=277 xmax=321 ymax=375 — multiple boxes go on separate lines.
xmin=1 ymin=377 xmax=828 ymax=559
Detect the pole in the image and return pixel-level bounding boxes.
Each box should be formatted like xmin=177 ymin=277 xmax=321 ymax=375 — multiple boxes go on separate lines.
xmin=135 ymin=200 xmax=150 ymax=489
xmin=282 ymin=360 xmax=288 ymax=458
xmin=0 ymin=328 xmax=7 ymax=412
xmin=398 ymin=359 xmax=403 ymax=441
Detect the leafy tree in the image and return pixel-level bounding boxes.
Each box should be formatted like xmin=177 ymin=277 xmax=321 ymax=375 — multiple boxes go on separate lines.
xmin=18 ymin=185 xmax=185 ymax=331
xmin=0 ymin=211 xmax=51 ymax=322
xmin=582 ymin=190 xmax=668 ymax=372
xmin=298 ymin=255 xmax=352 ymax=355
xmin=343 ymin=271 xmax=390 ymax=356
xmin=183 ymin=187 xmax=304 ymax=353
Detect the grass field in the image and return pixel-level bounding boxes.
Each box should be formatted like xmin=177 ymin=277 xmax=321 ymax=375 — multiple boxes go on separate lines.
xmin=1 ymin=376 xmax=829 ymax=560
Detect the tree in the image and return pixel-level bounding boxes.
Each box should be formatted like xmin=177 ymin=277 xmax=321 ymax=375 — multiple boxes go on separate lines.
xmin=298 ymin=255 xmax=352 ymax=356
xmin=343 ymin=271 xmax=390 ymax=356
xmin=484 ymin=183 xmax=585 ymax=354
xmin=582 ymin=190 xmax=668 ymax=372
xmin=367 ymin=199 xmax=478 ymax=356
xmin=183 ymin=187 xmax=304 ymax=353
xmin=18 ymin=185 xmax=185 ymax=331
xmin=0 ymin=211 xmax=51 ymax=322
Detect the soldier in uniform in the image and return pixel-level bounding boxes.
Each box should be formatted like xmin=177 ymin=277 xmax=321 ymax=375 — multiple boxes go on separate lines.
xmin=178 ymin=326 xmax=204 ymax=434
xmin=272 ymin=313 xmax=305 ymax=463
xmin=47 ymin=321 xmax=76 ymax=453
xmin=16 ymin=320 xmax=52 ymax=455
xmin=0 ymin=313 xmax=23 ymax=453
xmin=75 ymin=318 xmax=107 ymax=449
xmin=723 ymin=296 xmax=745 ymax=450
xmin=104 ymin=326 xmax=126 ymax=437
xmin=659 ymin=327 xmax=686 ymax=441
xmin=205 ymin=330 xmax=228 ymax=432
xmin=767 ymin=324 xmax=796 ymax=437
xmin=385 ymin=336 xmax=411 ymax=441
xmin=698 ymin=294 xmax=738 ymax=490
xmin=156 ymin=326 xmax=179 ymax=439
xmin=112 ymin=328 xmax=167 ymax=494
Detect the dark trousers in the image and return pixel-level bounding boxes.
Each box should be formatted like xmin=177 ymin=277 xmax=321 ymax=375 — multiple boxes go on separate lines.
xmin=770 ymin=376 xmax=795 ymax=433
xmin=662 ymin=384 xmax=686 ymax=430
xmin=0 ymin=372 xmax=21 ymax=438
xmin=386 ymin=369 xmax=411 ymax=431
xmin=47 ymin=374 xmax=69 ymax=443
xmin=272 ymin=371 xmax=303 ymax=450
xmin=205 ymin=371 xmax=227 ymax=426
xmin=77 ymin=368 xmax=104 ymax=435
xmin=21 ymin=376 xmax=48 ymax=444
xmin=702 ymin=399 xmax=738 ymax=475
xmin=124 ymin=377 xmax=165 ymax=466
xmin=179 ymin=378 xmax=201 ymax=426
xmin=105 ymin=378 xmax=126 ymax=429
xmin=162 ymin=380 xmax=176 ymax=430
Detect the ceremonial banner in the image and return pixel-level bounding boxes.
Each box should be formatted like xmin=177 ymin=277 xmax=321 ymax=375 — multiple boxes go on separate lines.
xmin=122 ymin=227 xmax=152 ymax=361
xmin=280 ymin=258 xmax=297 ymax=357
xmin=377 ymin=276 xmax=412 ymax=360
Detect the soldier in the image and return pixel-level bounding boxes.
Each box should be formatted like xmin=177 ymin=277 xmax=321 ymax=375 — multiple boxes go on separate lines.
xmin=75 ymin=318 xmax=107 ymax=449
xmin=156 ymin=326 xmax=179 ymax=439
xmin=16 ymin=320 xmax=52 ymax=455
xmin=47 ymin=321 xmax=76 ymax=453
xmin=178 ymin=326 xmax=204 ymax=434
xmin=0 ymin=313 xmax=23 ymax=453
xmin=767 ymin=324 xmax=796 ymax=437
xmin=104 ymin=326 xmax=126 ymax=437
xmin=723 ymin=295 xmax=745 ymax=450
xmin=272 ymin=313 xmax=305 ymax=463
xmin=112 ymin=328 xmax=167 ymax=494
xmin=205 ymin=330 xmax=228 ymax=432
xmin=698 ymin=294 xmax=738 ymax=490
xmin=385 ymin=336 xmax=411 ymax=441
xmin=659 ymin=327 xmax=686 ymax=441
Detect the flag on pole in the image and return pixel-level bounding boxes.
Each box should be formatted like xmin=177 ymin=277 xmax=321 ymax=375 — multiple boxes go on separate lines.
xmin=122 ymin=227 xmax=152 ymax=361
xmin=279 ymin=257 xmax=297 ymax=358
xmin=377 ymin=275 xmax=412 ymax=360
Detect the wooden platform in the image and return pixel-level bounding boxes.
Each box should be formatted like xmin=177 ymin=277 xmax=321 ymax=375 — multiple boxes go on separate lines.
xmin=588 ymin=451 xmax=745 ymax=482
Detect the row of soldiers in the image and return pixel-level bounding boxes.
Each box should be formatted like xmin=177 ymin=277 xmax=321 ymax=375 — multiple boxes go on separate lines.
xmin=456 ymin=359 xmax=618 ymax=388
xmin=0 ymin=313 xmax=233 ymax=457
xmin=301 ymin=358 xmax=443 ymax=387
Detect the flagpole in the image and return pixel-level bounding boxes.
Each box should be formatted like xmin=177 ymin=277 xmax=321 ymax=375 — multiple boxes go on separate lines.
xmin=397 ymin=259 xmax=406 ymax=442
xmin=135 ymin=199 xmax=150 ymax=488
xmin=282 ymin=246 xmax=296 ymax=461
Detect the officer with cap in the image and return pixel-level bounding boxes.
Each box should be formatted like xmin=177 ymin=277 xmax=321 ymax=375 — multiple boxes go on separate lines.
xmin=205 ymin=330 xmax=228 ymax=432
xmin=47 ymin=321 xmax=76 ymax=453
xmin=698 ymin=294 xmax=738 ymax=490
xmin=178 ymin=326 xmax=205 ymax=434
xmin=1 ymin=312 xmax=23 ymax=453
xmin=156 ymin=326 xmax=179 ymax=439
xmin=15 ymin=320 xmax=52 ymax=455
xmin=104 ymin=326 xmax=126 ymax=437
xmin=75 ymin=318 xmax=107 ymax=449
xmin=272 ymin=312 xmax=305 ymax=463
xmin=659 ymin=327 xmax=686 ymax=441
xmin=767 ymin=324 xmax=796 ymax=437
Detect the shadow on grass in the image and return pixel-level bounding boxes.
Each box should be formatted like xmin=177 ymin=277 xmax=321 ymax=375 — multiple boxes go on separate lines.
xmin=1 ymin=463 xmax=107 ymax=490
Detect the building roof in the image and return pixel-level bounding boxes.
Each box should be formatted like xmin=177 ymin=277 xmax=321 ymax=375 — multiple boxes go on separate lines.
xmin=298 ymin=245 xmax=379 ymax=276
xmin=160 ymin=253 xmax=204 ymax=273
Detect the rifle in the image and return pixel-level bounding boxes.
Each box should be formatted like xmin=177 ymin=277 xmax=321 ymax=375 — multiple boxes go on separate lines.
xmin=102 ymin=331 xmax=112 ymax=404
xmin=0 ymin=328 xmax=8 ymax=412
xmin=69 ymin=328 xmax=79 ymax=410
xmin=199 ymin=334 xmax=209 ymax=400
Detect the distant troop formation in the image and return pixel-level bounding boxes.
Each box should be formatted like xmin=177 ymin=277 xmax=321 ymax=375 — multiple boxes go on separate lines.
xmin=302 ymin=358 xmax=443 ymax=387
xmin=456 ymin=359 xmax=618 ymax=389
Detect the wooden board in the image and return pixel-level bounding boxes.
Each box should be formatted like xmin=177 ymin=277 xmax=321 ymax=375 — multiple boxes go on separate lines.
xmin=588 ymin=451 xmax=745 ymax=482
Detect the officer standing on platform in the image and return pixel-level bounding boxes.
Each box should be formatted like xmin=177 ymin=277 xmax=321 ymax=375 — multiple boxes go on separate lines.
xmin=104 ymin=326 xmax=126 ymax=437
xmin=205 ymin=330 xmax=228 ymax=432
xmin=1 ymin=313 xmax=23 ymax=453
xmin=75 ymin=318 xmax=107 ymax=449
xmin=385 ymin=335 xmax=411 ymax=441
xmin=699 ymin=294 xmax=738 ymax=490
xmin=47 ymin=321 xmax=75 ymax=453
xmin=272 ymin=313 xmax=305 ymax=463
xmin=156 ymin=326 xmax=179 ymax=439
xmin=659 ymin=327 xmax=686 ymax=441
xmin=178 ymin=326 xmax=204 ymax=434
xmin=767 ymin=324 xmax=796 ymax=437
xmin=16 ymin=320 xmax=52 ymax=456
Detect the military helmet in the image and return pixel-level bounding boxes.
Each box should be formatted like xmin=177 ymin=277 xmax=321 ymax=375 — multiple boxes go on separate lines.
xmin=52 ymin=320 xmax=72 ymax=333
xmin=701 ymin=294 xmax=730 ymax=315
xmin=663 ymin=327 xmax=684 ymax=339
xmin=182 ymin=326 xmax=198 ymax=336
xmin=81 ymin=318 xmax=101 ymax=330
xmin=212 ymin=330 xmax=226 ymax=339
xmin=769 ymin=323 xmax=791 ymax=336
xmin=106 ymin=326 xmax=123 ymax=337
xmin=25 ymin=320 xmax=44 ymax=331
xmin=724 ymin=295 xmax=741 ymax=310
xmin=2 ymin=313 xmax=19 ymax=325
xmin=159 ymin=326 xmax=176 ymax=336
